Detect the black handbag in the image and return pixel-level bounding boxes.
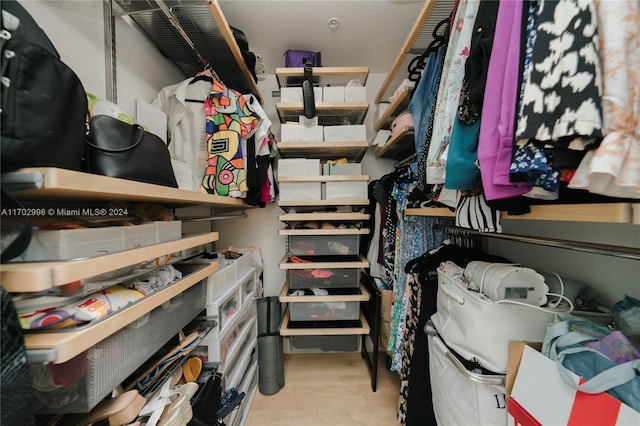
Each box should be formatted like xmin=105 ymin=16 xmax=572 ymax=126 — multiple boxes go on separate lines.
xmin=85 ymin=115 xmax=178 ymax=188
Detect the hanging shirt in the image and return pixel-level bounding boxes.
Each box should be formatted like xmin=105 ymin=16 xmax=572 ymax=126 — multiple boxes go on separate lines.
xmin=569 ymin=0 xmax=640 ymax=199
xmin=201 ymin=79 xmax=260 ymax=197
xmin=152 ymin=77 xmax=211 ymax=191
xmin=425 ymin=0 xmax=480 ymax=185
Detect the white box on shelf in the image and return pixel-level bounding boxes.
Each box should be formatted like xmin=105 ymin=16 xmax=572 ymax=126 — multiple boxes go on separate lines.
xmin=155 ymin=221 xmax=182 ymax=243
xmin=279 ymin=182 xmax=322 ymax=201
xmin=322 ymin=163 xmax=362 ymax=175
xmin=375 ymin=103 xmax=390 ymax=122
xmin=323 ymin=125 xmax=366 ymax=142
xmin=280 ymin=124 xmax=324 ymax=142
xmin=23 ymin=227 xmax=124 ymax=261
xmin=345 ymin=86 xmax=367 ymax=102
xmin=123 ymin=223 xmax=157 ymax=250
xmin=278 ymin=158 xmax=321 ymax=176
xmin=323 ymin=87 xmax=345 ymax=102
xmin=281 ymin=87 xmax=322 ymax=103
xmin=325 ymin=181 xmax=368 ymax=200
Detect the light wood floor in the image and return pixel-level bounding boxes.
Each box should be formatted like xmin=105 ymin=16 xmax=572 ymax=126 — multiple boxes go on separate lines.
xmin=244 ymin=352 xmax=401 ymax=426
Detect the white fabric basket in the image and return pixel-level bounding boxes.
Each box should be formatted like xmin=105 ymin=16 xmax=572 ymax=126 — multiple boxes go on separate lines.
xmin=430 ymin=263 xmax=556 ymax=373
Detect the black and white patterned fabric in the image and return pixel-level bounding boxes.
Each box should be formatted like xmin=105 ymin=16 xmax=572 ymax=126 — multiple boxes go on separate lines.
xmin=515 ymin=0 xmax=602 ymax=149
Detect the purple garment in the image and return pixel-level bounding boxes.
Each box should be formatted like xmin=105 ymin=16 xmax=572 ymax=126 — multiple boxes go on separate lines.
xmin=477 ymin=0 xmax=531 ymax=200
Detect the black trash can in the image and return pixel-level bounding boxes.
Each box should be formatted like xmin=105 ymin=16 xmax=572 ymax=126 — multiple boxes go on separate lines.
xmin=257 ymin=296 xmax=285 ymax=395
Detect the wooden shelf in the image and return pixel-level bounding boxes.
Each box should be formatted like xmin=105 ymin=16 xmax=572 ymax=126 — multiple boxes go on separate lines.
xmin=403 ymin=203 xmax=636 ymax=223
xmin=374 ymin=0 xmax=454 ymax=104
xmin=279 ymin=212 xmax=370 ymax=222
xmin=374 ymin=87 xmax=411 ymax=131
xmin=276 ymin=66 xmax=369 ymax=88
xmin=1 ymin=233 xmax=218 ymax=293
xmin=279 ymin=280 xmax=370 ymax=303
xmin=1 ymin=168 xmax=249 ymax=209
xmin=279 ymin=254 xmax=369 ymax=270
xmin=276 ymin=102 xmax=369 ymax=125
xmin=501 ymin=203 xmax=634 ymax=223
xmin=279 ymin=228 xmax=369 ymax=236
xmin=278 ymin=199 xmax=369 ymax=208
xmin=112 ymin=0 xmax=261 ymax=100
xmin=277 ymin=141 xmax=369 ymax=162
xmin=405 ymin=207 xmax=456 ymax=217
xmin=374 ymin=126 xmax=416 ymax=160
xmin=280 ymin=310 xmax=370 ymax=336
xmin=278 ymin=175 xmax=369 ymax=183
xmin=22 ymin=261 xmax=219 ymax=364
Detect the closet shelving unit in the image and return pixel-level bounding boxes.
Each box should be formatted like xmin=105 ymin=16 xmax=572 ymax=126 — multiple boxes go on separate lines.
xmin=372 ymin=0 xmax=453 ymax=160
xmin=275 ymin=67 xmax=383 ymax=390
xmin=111 ymin=0 xmax=261 ymax=100
xmin=275 ymin=67 xmax=370 ymax=161
xmin=1 ymin=0 xmax=264 ymax=417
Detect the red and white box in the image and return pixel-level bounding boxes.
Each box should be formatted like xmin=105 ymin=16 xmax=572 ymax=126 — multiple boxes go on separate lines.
xmin=508 ymin=344 xmax=640 ymax=426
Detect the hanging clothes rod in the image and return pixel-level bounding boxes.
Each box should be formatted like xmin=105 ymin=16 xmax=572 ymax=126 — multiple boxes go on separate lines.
xmin=446 ymin=226 xmax=640 ymax=260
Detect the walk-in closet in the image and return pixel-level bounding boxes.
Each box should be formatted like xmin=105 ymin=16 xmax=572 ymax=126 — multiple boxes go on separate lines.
xmin=1 ymin=1 xmax=638 ymax=425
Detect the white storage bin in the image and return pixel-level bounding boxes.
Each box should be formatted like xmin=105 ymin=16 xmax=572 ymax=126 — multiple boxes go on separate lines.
xmin=123 ymin=223 xmax=156 ymax=250
xmin=281 ymin=87 xmax=322 ymax=103
xmin=208 ymin=281 xmax=243 ymax=335
xmin=23 ymin=227 xmax=124 ymax=261
xmin=289 ymin=300 xmax=360 ymax=321
xmin=323 ymin=125 xmax=366 ymax=142
xmin=155 ymin=221 xmax=182 ymax=243
xmin=325 ymin=181 xmax=368 ymax=200
xmin=375 ymin=103 xmax=391 ymax=122
xmin=322 ymin=163 xmax=362 ymax=176
xmin=279 ymin=182 xmax=322 ymax=201
xmin=280 ymin=124 xmax=324 ymax=142
xmin=205 ymin=259 xmax=237 ymax=304
xmin=278 ymin=158 xmax=320 ymax=176
xmin=345 ymin=86 xmax=367 ymax=102
xmin=289 ymin=234 xmax=361 ymax=256
xmin=323 ymin=86 xmax=345 ymax=102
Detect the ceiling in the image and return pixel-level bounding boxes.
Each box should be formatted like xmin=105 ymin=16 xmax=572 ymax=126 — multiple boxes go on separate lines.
xmin=217 ymin=0 xmax=427 ymax=75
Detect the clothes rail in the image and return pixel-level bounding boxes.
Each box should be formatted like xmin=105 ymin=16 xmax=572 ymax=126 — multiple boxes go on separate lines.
xmin=446 ymin=226 xmax=640 ymax=260
xmin=395 ymin=152 xmax=418 ymax=169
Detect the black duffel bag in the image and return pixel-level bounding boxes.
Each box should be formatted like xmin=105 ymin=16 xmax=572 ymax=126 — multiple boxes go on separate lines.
xmin=1 ymin=0 xmax=88 ymax=172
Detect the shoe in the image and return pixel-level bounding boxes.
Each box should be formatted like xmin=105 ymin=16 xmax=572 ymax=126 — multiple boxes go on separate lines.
xmin=215 ymin=388 xmax=245 ymax=420
xmin=79 ymin=390 xmax=145 ymax=426
xmin=178 ymin=357 xmax=202 ymax=384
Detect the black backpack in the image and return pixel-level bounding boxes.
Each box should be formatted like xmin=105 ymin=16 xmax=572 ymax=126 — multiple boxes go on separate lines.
xmin=1 ymin=0 xmax=88 ymax=172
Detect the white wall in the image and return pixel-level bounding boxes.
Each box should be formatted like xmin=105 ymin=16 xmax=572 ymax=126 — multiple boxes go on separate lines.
xmin=21 ymin=0 xmax=183 ymax=116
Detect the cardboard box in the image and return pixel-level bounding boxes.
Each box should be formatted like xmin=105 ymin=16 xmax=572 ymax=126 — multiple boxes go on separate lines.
xmin=323 ymin=86 xmax=345 ymax=102
xmin=323 ymin=124 xmax=366 ymax=142
xmin=324 ymin=181 xmax=368 ymax=200
xmin=322 ymin=163 xmax=362 ymax=175
xmin=280 ymin=123 xmax=324 ymax=142
xmin=345 ymin=86 xmax=367 ymax=102
xmin=507 ymin=342 xmax=640 ymax=425
xmin=278 ymin=158 xmax=320 ymax=176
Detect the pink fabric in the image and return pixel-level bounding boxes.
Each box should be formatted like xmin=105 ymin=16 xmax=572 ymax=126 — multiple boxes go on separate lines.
xmin=477 ymin=0 xmax=531 ymax=200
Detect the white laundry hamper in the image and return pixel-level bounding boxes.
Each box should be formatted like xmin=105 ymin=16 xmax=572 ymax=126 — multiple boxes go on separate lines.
xmin=426 ymin=322 xmax=507 ymax=426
